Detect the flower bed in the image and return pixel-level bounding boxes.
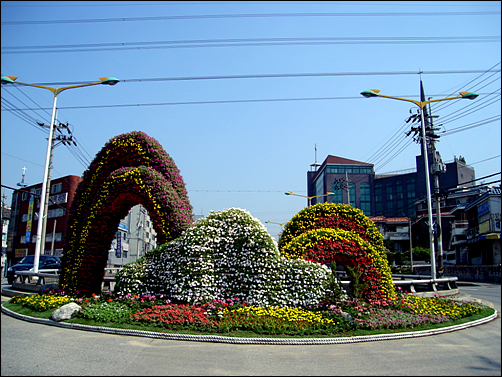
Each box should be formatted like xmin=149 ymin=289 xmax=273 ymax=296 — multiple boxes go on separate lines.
xmin=7 ymin=289 xmax=486 ymax=337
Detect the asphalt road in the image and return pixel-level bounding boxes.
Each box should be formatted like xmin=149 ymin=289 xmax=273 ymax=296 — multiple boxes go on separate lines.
xmin=1 ymin=283 xmax=500 ymax=376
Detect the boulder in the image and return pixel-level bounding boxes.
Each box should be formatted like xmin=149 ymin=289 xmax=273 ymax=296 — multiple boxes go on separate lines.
xmin=51 ymin=302 xmax=81 ymax=322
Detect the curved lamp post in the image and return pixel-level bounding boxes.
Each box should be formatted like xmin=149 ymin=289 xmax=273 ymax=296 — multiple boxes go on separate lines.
xmin=265 ymin=220 xmax=286 ymax=229
xmin=1 ymin=76 xmax=119 ymax=273
xmin=360 ymin=86 xmax=478 ymax=281
xmin=285 ymin=191 xmax=334 ymax=207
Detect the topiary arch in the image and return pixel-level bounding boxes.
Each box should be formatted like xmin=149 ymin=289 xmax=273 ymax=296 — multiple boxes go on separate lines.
xmin=60 ymin=131 xmax=193 ymax=296
xmin=278 ymin=203 xmax=395 ymax=300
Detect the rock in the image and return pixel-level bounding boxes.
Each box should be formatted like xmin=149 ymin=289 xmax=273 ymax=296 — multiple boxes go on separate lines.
xmin=341 ymin=311 xmax=354 ymax=323
xmin=51 ymin=302 xmax=81 ymax=322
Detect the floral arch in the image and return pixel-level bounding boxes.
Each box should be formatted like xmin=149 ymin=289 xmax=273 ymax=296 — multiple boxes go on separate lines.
xmin=278 ymin=203 xmax=395 ymax=300
xmin=60 ymin=131 xmax=193 ymax=296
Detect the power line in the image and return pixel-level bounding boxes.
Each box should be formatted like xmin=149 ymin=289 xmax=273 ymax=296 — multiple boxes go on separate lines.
xmin=441 ymin=116 xmax=501 ymax=136
xmin=2 ymin=11 xmax=499 ymax=25
xmin=430 ymin=63 xmax=501 ymax=112
xmin=20 ymin=69 xmax=501 ymax=87
xmin=439 ymin=94 xmax=501 ymax=125
xmin=3 ymin=36 xmax=499 ymax=54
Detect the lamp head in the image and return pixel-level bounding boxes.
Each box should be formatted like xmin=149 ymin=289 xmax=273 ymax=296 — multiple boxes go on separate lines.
xmin=99 ymin=77 xmax=120 ymax=86
xmin=284 ymin=191 xmax=293 ymax=195
xmin=459 ymin=91 xmax=479 ymax=100
xmin=1 ymin=76 xmax=17 ymax=84
xmin=360 ymin=89 xmax=380 ymax=98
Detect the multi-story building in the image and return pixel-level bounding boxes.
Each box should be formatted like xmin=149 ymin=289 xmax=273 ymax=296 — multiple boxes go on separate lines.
xmin=306 ymin=151 xmax=502 ymax=267
xmin=1 ymin=201 xmax=10 ymax=253
xmin=307 ymin=153 xmax=475 ymax=219
xmin=369 ymin=216 xmax=411 ymax=255
xmin=107 ymin=204 xmax=158 ymax=268
xmin=411 ymin=185 xmax=501 ymax=266
xmin=464 ymin=186 xmax=501 ymax=265
xmin=7 ymin=175 xmax=159 ymax=269
xmin=7 ymin=175 xmax=83 ymax=268
xmin=1 ymin=200 xmax=10 ymax=276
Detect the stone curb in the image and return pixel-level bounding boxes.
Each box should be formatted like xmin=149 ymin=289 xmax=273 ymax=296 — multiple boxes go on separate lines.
xmin=1 ymin=303 xmax=498 ymax=345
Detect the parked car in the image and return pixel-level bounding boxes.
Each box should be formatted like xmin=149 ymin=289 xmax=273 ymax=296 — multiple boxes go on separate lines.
xmin=7 ymin=255 xmax=61 ymax=284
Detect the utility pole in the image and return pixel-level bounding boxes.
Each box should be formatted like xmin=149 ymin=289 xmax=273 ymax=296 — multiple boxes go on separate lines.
xmin=409 ymin=218 xmax=414 ymax=273
xmin=407 ymin=82 xmax=445 ymax=278
xmin=427 ymin=105 xmax=446 ymax=276
xmin=38 ymin=119 xmax=56 ymax=257
xmin=345 ymin=172 xmax=350 ymax=206
xmin=1 ymin=191 xmax=6 ymax=248
xmin=38 ymin=118 xmax=74 ymax=258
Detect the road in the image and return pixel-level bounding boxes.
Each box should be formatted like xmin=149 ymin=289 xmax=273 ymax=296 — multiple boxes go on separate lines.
xmin=1 ymin=283 xmax=500 ymax=376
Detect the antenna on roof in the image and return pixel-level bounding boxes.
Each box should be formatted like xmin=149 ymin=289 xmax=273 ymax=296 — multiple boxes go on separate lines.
xmin=310 ymin=144 xmax=321 ymax=172
xmin=17 ymin=166 xmax=28 ymax=187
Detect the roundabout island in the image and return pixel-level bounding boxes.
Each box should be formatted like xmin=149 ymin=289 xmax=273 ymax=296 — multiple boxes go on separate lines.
xmin=2 ymin=132 xmax=498 ymax=346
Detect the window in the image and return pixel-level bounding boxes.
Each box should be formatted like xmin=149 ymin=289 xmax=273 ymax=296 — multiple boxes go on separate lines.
xmin=331 ymin=181 xmax=343 ymax=204
xmin=396 ymin=180 xmax=404 ymax=214
xmin=315 ymin=172 xmax=324 ymax=196
xmin=386 ymin=183 xmax=394 ymax=214
xmin=312 ymin=172 xmax=325 ymax=205
xmin=22 ymin=191 xmax=29 ymax=201
xmin=406 ymin=178 xmax=416 ymax=217
xmin=360 ymin=183 xmax=371 ymax=215
xmin=375 ymin=183 xmax=383 ymax=214
xmin=50 ymin=183 xmax=62 ymax=194
xmin=406 ymin=179 xmax=415 ymax=202
xmin=326 ymin=166 xmax=372 ymax=174
xmin=48 ymin=208 xmax=65 ymax=218
xmin=45 ymin=232 xmax=62 ymax=242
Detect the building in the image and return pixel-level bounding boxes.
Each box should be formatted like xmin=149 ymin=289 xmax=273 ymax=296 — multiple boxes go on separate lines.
xmin=1 ymin=200 xmax=10 ymax=276
xmin=305 ymin=150 xmax=502 ymax=268
xmin=7 ymin=175 xmax=159 ymax=269
xmin=369 ymin=216 xmax=411 ymax=255
xmin=7 ymin=175 xmax=83 ymax=268
xmin=464 ymin=186 xmax=501 ymax=265
xmin=107 ymin=204 xmax=158 ymax=268
xmin=307 ymin=153 xmax=475 ymax=219
xmin=1 ymin=200 xmax=10 ymax=253
xmin=410 ymin=185 xmax=501 ymax=266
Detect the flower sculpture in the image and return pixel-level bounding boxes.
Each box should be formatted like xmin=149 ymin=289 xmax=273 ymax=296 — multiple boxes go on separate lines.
xmin=278 ymin=203 xmax=395 ymax=301
xmin=115 ymin=208 xmax=332 ymax=307
xmin=60 ymin=131 xmax=193 ymax=296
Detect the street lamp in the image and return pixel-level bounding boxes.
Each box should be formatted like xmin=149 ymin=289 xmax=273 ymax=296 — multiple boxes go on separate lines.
xmin=1 ymin=76 xmax=119 ymax=273
xmin=265 ymin=220 xmax=286 ymax=229
xmin=285 ymin=191 xmax=334 ymax=207
xmin=361 ymin=84 xmax=478 ymax=281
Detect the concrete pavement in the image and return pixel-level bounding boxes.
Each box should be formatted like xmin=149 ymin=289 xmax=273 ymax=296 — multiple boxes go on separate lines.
xmin=1 ymin=279 xmax=500 ymax=376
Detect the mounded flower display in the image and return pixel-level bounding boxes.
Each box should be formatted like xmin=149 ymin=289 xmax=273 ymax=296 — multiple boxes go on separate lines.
xmin=279 ymin=203 xmax=395 ymax=301
xmin=115 ymin=208 xmax=332 ymax=307
xmin=60 ymin=131 xmax=193 ymax=296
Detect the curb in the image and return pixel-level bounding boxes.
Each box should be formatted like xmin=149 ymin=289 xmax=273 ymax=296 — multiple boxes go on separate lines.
xmin=1 ymin=303 xmax=498 ymax=345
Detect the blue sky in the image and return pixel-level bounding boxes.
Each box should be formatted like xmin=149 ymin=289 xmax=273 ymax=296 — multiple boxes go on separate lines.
xmin=1 ymin=1 xmax=500 ymax=238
